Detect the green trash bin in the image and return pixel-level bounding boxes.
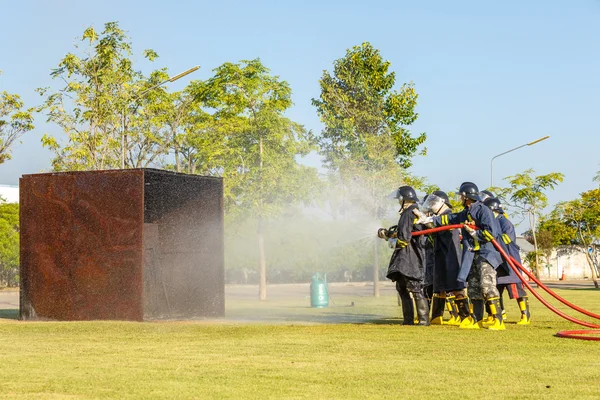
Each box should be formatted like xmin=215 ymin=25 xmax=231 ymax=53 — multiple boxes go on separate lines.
xmin=310 ymin=273 xmax=329 ymax=308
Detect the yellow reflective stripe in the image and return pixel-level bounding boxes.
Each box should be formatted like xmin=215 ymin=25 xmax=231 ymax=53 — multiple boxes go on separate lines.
xmin=444 ymin=215 xmax=449 ymax=225
xmin=502 ymin=234 xmax=512 ymax=244
xmin=482 ymin=230 xmax=494 ymax=241
xmin=397 ymin=240 xmax=408 ymax=246
xmin=414 ymin=217 xmax=419 ymax=224
xmin=473 ymin=238 xmax=480 ymax=251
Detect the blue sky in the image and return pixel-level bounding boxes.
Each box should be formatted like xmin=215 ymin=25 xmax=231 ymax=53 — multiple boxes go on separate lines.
xmin=1 ymin=0 xmax=599 ymax=225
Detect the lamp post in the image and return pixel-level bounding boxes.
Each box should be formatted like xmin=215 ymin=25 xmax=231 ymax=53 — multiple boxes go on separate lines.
xmin=121 ymin=65 xmax=200 ymax=169
xmin=490 ymin=135 xmax=549 ymax=187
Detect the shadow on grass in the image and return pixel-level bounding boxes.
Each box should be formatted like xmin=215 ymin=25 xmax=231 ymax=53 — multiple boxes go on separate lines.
xmin=0 ymin=309 xmax=19 ymax=320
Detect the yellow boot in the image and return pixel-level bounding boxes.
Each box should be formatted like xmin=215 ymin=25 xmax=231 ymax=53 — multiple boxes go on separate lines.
xmin=482 ymin=314 xmax=495 ymax=327
xmin=459 ymin=299 xmax=484 ymax=329
xmin=486 ymin=297 xmax=506 ymax=331
xmin=459 ymin=316 xmax=482 ymax=329
xmin=516 ymin=296 xmax=531 ymax=325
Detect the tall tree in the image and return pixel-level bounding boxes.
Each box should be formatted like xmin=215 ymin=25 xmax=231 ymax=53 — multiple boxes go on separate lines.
xmin=37 ymin=22 xmax=164 ymax=171
xmin=196 ymin=59 xmax=319 ymax=300
xmin=312 ymin=42 xmax=426 ymax=296
xmin=312 ymin=41 xmax=426 ymax=169
xmin=0 ymin=72 xmax=34 ymax=164
xmin=499 ymin=169 xmax=564 ymax=278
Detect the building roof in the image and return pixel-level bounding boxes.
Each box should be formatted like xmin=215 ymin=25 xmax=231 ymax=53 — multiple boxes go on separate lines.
xmin=516 ymin=236 xmax=535 ymax=252
xmin=0 ymin=184 xmax=18 ymax=203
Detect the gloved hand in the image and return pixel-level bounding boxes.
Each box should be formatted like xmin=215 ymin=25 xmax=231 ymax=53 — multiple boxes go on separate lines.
xmin=464 ymin=224 xmax=478 ymax=238
xmin=412 ymin=208 xmax=433 ymax=225
xmin=388 ymin=238 xmax=397 ymax=249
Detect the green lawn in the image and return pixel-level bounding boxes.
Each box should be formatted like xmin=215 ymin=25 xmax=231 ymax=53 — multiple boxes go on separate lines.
xmin=1 ymin=288 xmax=599 ymax=399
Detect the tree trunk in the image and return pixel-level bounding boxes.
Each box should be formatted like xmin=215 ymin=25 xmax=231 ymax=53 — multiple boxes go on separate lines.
xmin=577 ymin=230 xmax=599 ymax=289
xmin=530 ymin=210 xmax=541 ymax=279
xmin=373 ymin=238 xmax=380 ymax=297
xmin=258 ymin=217 xmax=267 ymax=300
xmin=175 ymin=149 xmax=181 ymax=172
xmin=174 ymin=128 xmax=181 ymax=173
xmin=258 ymin=135 xmax=267 ymax=300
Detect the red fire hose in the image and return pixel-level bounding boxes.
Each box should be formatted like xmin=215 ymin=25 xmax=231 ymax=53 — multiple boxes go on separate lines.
xmin=411 ymin=223 xmax=600 ymax=340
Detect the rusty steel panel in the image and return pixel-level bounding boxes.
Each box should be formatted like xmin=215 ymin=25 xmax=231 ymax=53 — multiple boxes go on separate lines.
xmin=19 ymin=168 xmax=224 ymax=321
xmin=20 ymin=170 xmax=145 ymax=321
xmin=142 ymin=169 xmax=224 ymax=320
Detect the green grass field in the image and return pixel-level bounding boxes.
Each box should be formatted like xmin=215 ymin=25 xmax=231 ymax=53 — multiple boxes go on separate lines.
xmin=1 ymin=288 xmax=599 ymax=399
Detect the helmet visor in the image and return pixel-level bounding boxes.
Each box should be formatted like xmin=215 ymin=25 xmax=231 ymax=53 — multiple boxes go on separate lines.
xmin=420 ymin=194 xmax=445 ymax=214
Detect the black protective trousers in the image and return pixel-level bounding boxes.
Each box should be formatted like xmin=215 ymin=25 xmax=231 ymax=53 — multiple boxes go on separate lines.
xmin=395 ymin=275 xmax=429 ymax=325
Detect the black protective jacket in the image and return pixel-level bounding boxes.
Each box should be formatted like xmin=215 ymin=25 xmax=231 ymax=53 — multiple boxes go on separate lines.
xmin=496 ymin=213 xmax=522 ymax=285
xmin=432 ymin=208 xmax=465 ymax=292
xmin=423 ymin=235 xmax=434 ymax=287
xmin=386 ymin=204 xmax=426 ymax=282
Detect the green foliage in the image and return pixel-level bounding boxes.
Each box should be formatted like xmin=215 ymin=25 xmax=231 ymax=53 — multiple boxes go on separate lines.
xmin=494 ymin=169 xmax=564 ymax=278
xmin=536 ymin=215 xmax=576 ymax=247
xmin=37 ymin=22 xmax=170 ymax=171
xmin=0 ymin=201 xmax=19 ymax=287
xmin=523 ymin=251 xmax=544 ymax=275
xmin=195 ymin=59 xmax=320 ymax=218
xmin=500 ymin=169 xmax=564 ymax=215
xmin=312 ymin=42 xmax=426 ymax=169
xmin=541 ymin=188 xmax=600 ymax=247
xmin=0 ymin=71 xmax=35 ymax=164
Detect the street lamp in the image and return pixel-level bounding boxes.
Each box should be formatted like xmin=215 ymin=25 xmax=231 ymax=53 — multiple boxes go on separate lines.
xmin=121 ymin=65 xmax=200 ymax=169
xmin=490 ymin=135 xmax=550 ymax=187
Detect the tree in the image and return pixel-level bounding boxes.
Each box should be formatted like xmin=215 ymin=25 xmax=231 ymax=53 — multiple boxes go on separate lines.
xmin=0 ymin=201 xmax=19 ymax=287
xmin=498 ymin=169 xmax=564 ymax=278
xmin=195 ymin=59 xmax=320 ymax=300
xmin=0 ymin=72 xmax=34 ymax=164
xmin=312 ymin=42 xmax=426 ymax=169
xmin=312 ymin=42 xmax=427 ymax=296
xmin=37 ymin=22 xmax=165 ymax=171
xmin=545 ymin=190 xmax=600 ymax=287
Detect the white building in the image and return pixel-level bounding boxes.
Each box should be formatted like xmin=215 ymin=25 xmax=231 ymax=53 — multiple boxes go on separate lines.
xmin=543 ymin=246 xmax=599 ymax=280
xmin=0 ymin=184 xmax=18 ymax=203
xmin=516 ymin=235 xmax=598 ymax=280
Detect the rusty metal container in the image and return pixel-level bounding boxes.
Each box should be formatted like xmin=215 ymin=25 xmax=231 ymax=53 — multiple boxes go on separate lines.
xmin=19 ymin=169 xmax=224 ymax=321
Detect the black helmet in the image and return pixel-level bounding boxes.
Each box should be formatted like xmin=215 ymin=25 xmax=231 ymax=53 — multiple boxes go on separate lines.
xmin=483 ymin=197 xmax=502 ymax=212
xmin=459 ymin=182 xmax=481 ymax=201
xmin=432 ymin=190 xmax=452 ymax=208
xmin=394 ymin=186 xmax=418 ymax=202
xmin=479 ymin=190 xmax=495 ymax=202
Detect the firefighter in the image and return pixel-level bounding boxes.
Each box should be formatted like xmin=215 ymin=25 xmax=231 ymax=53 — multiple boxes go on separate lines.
xmin=378 ymin=186 xmax=429 ymax=326
xmin=415 ymin=182 xmax=508 ymax=330
xmin=420 ymin=191 xmax=464 ymax=325
xmin=483 ymin=197 xmax=531 ymax=325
